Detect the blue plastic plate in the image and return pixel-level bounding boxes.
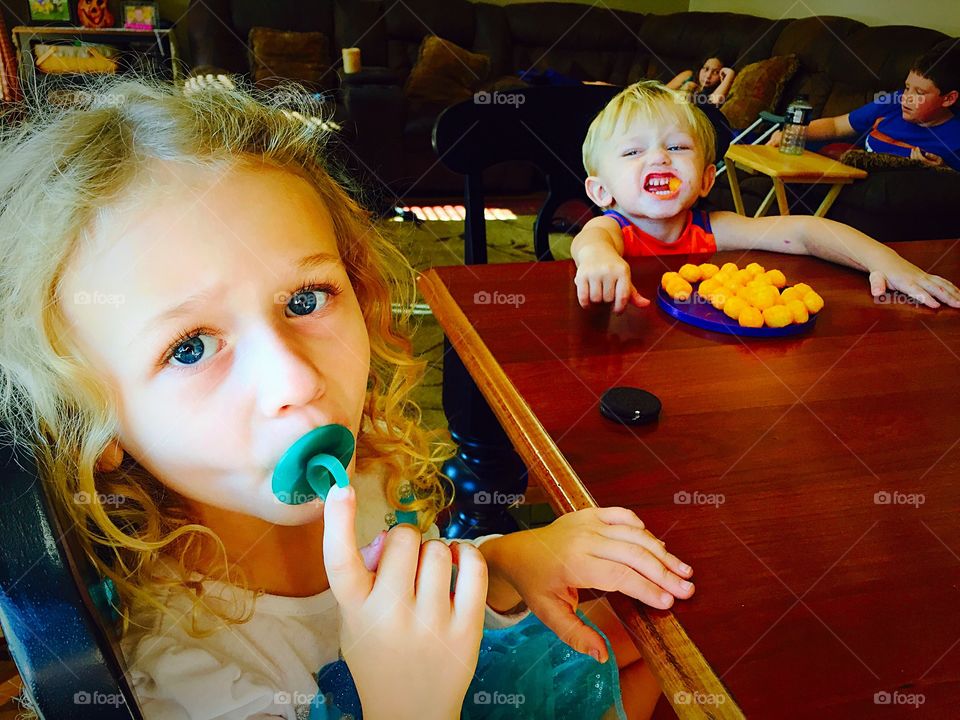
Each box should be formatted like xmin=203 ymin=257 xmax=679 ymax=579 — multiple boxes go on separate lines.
xmin=656 ymin=286 xmax=818 ymax=338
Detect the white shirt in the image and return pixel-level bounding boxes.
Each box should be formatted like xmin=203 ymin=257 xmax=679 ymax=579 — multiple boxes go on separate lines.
xmin=121 ymin=464 xmax=529 ymax=719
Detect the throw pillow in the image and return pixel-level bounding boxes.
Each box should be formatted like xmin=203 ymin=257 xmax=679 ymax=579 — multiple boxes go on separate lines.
xmin=404 ymin=35 xmax=491 ymax=105
xmin=248 ymin=27 xmax=333 ymax=92
xmin=720 ymin=55 xmax=800 ymax=129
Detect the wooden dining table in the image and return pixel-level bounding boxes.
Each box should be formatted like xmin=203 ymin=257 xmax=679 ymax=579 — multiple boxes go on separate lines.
xmin=419 ymin=239 xmax=960 ymax=719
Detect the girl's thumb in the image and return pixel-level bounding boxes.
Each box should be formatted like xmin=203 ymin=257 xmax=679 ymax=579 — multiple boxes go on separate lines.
xmin=536 ymin=599 xmax=609 ymax=664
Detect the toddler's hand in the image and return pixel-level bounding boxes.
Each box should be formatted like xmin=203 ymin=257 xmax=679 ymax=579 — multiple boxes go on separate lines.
xmin=574 ymin=245 xmax=650 ymax=314
xmin=486 ymin=507 xmax=694 ymax=663
xmin=323 ymin=485 xmax=487 ymax=720
xmin=868 ymin=253 xmax=960 ymax=309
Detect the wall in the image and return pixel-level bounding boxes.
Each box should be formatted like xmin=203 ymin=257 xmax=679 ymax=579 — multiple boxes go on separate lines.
xmin=473 ymin=0 xmax=689 ymax=15
xmin=687 ymin=0 xmax=960 ymax=36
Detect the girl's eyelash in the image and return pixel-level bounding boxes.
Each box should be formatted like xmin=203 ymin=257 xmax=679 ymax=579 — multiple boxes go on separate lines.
xmin=157 ymin=279 xmax=344 ymax=369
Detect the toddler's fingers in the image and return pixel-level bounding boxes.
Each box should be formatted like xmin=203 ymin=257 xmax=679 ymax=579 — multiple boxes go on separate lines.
xmin=613 ymin=277 xmax=630 ymax=314
xmin=323 ymin=484 xmax=374 ymax=607
xmin=374 ymin=524 xmax=422 ymax=600
xmin=629 ymin=285 xmax=651 ymax=308
xmin=589 ymin=277 xmax=604 ymax=304
xmin=595 ymin=505 xmax=646 ymax=530
xmin=868 ymin=271 xmax=887 ymax=297
xmin=602 ymin=276 xmax=617 ymax=304
xmin=923 ymin=276 xmax=960 ymax=308
xmin=586 ymin=557 xmax=677 ymax=610
xmin=532 ymin=597 xmax=608 ymax=664
xmin=593 ymin=538 xmax=695 ymax=599
xmin=899 ymin=282 xmax=940 ymax=309
xmin=575 ymin=275 xmax=591 ymax=308
xmin=359 ymin=531 xmax=387 ymax=572
xmin=451 ymin=543 xmax=488 ymax=628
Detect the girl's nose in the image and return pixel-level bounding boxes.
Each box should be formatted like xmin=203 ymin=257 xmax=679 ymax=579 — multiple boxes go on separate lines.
xmin=247 ymin=324 xmax=326 ymax=417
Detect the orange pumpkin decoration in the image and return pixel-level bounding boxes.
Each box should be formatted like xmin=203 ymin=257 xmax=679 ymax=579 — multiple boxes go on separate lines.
xmin=78 ymin=0 xmax=115 ymax=29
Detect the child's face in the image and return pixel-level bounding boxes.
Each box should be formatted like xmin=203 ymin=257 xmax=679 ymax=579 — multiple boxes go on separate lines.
xmin=901 ymin=70 xmax=955 ymax=124
xmin=60 ymin=162 xmax=371 ymax=525
xmin=587 ymin=115 xmax=715 ymax=220
xmin=698 ymin=58 xmax=723 ymax=89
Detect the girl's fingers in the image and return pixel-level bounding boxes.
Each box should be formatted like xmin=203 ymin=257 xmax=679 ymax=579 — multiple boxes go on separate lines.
xmin=374 ymin=524 xmax=422 ymax=601
xmin=576 ymin=275 xmax=591 ymax=308
xmin=322 ymin=484 xmax=374 ymax=607
xmin=922 ymin=276 xmax=960 ymax=308
xmin=868 ymin=271 xmax=887 ymax=297
xmin=900 ymin=282 xmax=941 ymax=309
xmin=602 ymin=275 xmax=617 ymax=304
xmin=590 ymin=539 xmax=695 ymax=599
xmin=582 ymin=556 xmax=678 ymax=609
xmin=451 ymin=543 xmax=489 ymax=628
xmin=613 ymin=276 xmax=629 ymax=314
xmin=589 ymin=277 xmax=604 ymax=304
xmin=595 ymin=505 xmax=646 ymax=530
xmin=415 ymin=540 xmax=455 ymax=619
xmin=595 ymin=524 xmax=693 ymax=578
xmin=530 ymin=595 xmax=608 ymax=663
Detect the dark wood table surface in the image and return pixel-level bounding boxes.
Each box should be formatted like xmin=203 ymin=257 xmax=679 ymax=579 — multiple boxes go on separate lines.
xmin=422 ymin=240 xmax=960 ymax=719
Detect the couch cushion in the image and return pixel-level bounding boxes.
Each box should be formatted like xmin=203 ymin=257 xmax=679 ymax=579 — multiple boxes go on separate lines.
xmin=502 ymin=3 xmax=645 ymax=85
xmin=382 ymin=0 xmax=479 ymax=79
xmin=638 ymin=12 xmax=787 ymax=83
xmin=404 ymin=35 xmax=490 ymax=105
xmin=771 ymin=16 xmax=865 ymax=117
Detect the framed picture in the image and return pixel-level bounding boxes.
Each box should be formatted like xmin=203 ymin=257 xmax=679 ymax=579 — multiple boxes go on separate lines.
xmin=28 ymin=0 xmax=73 ymax=25
xmin=122 ymin=2 xmax=159 ymax=30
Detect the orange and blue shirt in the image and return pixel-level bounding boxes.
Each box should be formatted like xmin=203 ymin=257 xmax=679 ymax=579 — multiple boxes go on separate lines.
xmin=603 ymin=208 xmax=717 ymax=256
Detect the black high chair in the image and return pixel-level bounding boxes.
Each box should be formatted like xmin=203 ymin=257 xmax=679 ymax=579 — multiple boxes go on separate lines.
xmin=0 ymin=429 xmax=143 ymax=719
xmin=431 ymin=84 xmax=620 ymax=265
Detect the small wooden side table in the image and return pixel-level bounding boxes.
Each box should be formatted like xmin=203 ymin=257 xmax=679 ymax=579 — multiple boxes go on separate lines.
xmin=724 ymin=144 xmax=867 ymax=218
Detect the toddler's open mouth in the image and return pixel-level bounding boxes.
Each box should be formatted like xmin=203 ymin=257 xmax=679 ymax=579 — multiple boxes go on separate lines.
xmin=644 ymin=173 xmax=682 ymax=198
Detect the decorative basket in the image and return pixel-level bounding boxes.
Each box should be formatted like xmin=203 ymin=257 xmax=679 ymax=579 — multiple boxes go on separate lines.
xmin=34 ymin=43 xmax=118 ymax=74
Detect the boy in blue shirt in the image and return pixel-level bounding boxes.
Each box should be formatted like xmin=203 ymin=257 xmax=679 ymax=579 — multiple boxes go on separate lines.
xmin=769 ymin=41 xmax=960 ymax=170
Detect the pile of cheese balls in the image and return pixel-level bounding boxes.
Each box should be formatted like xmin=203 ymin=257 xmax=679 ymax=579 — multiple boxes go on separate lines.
xmin=661 ymin=261 xmax=824 ymax=329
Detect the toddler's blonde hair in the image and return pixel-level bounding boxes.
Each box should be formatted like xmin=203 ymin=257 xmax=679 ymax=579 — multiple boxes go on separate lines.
xmin=582 ymin=80 xmax=717 ymax=176
xmin=0 ymin=75 xmax=453 ymax=635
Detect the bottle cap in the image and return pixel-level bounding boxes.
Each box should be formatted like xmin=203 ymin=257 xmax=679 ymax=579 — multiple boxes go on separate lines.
xmin=599 ymin=387 xmax=662 ymax=426
xmin=272 ymin=424 xmax=355 ymax=504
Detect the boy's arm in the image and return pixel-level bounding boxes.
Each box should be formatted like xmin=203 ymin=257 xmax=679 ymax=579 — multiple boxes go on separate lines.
xmin=767 ymin=114 xmax=856 ymax=146
xmin=570 ymin=216 xmax=649 ymax=313
xmin=711 ymin=211 xmax=960 ymax=308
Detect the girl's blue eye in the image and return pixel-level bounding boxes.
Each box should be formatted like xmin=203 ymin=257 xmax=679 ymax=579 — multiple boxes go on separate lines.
xmin=285 ymin=287 xmax=332 ymax=317
xmin=170 ymin=334 xmax=218 ymax=367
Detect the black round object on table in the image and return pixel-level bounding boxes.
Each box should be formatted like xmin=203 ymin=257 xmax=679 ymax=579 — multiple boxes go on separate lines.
xmin=599 ymin=386 xmax=662 ymax=426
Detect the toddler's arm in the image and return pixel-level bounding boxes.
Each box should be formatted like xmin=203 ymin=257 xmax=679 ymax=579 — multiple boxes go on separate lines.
xmin=571 ymin=215 xmax=650 ymax=313
xmin=711 ymin=211 xmax=960 ymax=308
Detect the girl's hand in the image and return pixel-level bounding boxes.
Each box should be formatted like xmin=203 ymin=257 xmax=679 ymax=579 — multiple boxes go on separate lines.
xmin=323 ymin=484 xmax=488 ymax=720
xmin=719 ymin=67 xmax=735 ymax=82
xmin=484 ymin=507 xmax=694 ymax=663
xmin=574 ymin=245 xmax=650 ymax=314
xmin=868 ymin=252 xmax=960 ymax=309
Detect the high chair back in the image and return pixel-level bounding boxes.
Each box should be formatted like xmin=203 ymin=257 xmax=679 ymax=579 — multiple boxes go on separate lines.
xmin=0 ymin=429 xmax=143 ymax=719
xmin=432 ymin=84 xmax=619 ymax=264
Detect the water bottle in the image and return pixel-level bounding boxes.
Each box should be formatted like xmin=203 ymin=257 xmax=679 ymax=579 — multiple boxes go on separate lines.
xmin=779 ymin=95 xmax=812 ymax=155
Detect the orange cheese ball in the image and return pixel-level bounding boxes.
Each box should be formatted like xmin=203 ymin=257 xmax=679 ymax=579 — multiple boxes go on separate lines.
xmin=733 ymin=269 xmax=754 ymax=286
xmin=698 ymin=278 xmax=721 ymax=297
xmin=720 ymin=262 xmax=739 ymax=275
xmin=678 ymin=263 xmax=702 ymax=283
xmin=712 ymin=271 xmax=733 ymax=287
xmin=723 ymin=296 xmax=749 ymax=321
xmin=738 ymin=306 xmax=763 ymax=328
xmin=698 ymin=263 xmax=720 ymax=279
xmin=786 ymin=299 xmax=809 ymax=324
xmin=745 ymin=262 xmax=766 ymax=277
xmin=710 ymin=287 xmax=732 ymax=310
xmin=666 ymin=277 xmax=693 ymax=301
xmin=763 ymin=305 xmax=793 ymax=328
xmin=792 ymin=282 xmax=813 ymax=298
xmin=803 ymin=291 xmax=825 ymax=314
xmin=764 ymin=269 xmax=787 ymax=288
xmin=746 ymin=277 xmax=771 ymax=290
xmin=661 ymin=271 xmax=681 ymax=290
xmin=752 ymin=286 xmax=780 ymax=310
xmin=779 ymin=287 xmax=802 ymax=305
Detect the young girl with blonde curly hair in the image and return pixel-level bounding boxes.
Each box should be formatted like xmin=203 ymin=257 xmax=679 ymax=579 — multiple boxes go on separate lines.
xmin=0 ymin=75 xmax=695 ymax=720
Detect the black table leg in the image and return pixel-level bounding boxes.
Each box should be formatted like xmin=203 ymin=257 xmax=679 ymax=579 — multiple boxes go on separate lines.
xmin=440 ymin=338 xmax=528 ymax=539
